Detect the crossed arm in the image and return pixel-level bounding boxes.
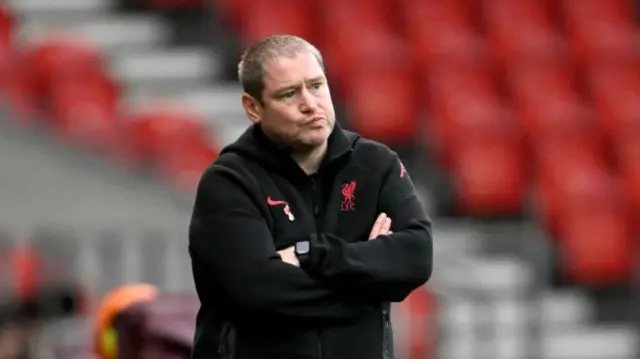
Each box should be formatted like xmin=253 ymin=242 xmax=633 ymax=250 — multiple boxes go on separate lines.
xmin=280 ymin=154 xmax=433 ymax=303
xmin=278 ymin=212 xmax=393 ymax=266
xmin=190 ymin=153 xmax=432 ymax=327
xmin=189 ymin=167 xmax=375 ymax=325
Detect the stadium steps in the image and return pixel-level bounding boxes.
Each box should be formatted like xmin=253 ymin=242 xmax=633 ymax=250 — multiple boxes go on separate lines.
xmin=432 ymin=220 xmax=638 ymax=359
xmin=0 ymin=108 xmax=195 ymax=351
xmin=0 ymin=112 xmax=192 ymax=237
xmin=8 ymin=0 xmax=249 ymax=148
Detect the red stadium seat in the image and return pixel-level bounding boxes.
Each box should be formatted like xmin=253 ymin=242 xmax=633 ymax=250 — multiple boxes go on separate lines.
xmin=161 ymin=141 xmax=219 ymax=195
xmin=558 ymin=202 xmax=634 ymax=285
xmin=0 ymin=6 xmax=26 ymax=115
xmin=401 ymin=0 xmax=484 ymax=70
xmin=125 ymin=106 xmax=212 ymax=169
xmin=451 ymin=137 xmax=526 ymax=216
xmin=428 ymin=64 xmax=515 ymax=163
xmin=343 ymin=70 xmax=419 ymax=146
xmin=615 ymin=138 xmax=640 ymax=224
xmin=399 ymin=288 xmax=438 ymax=359
xmin=508 ymin=63 xmax=593 ymax=142
xmin=21 ymin=38 xmax=106 ymax=112
xmin=588 ymin=62 xmax=640 ymax=139
xmin=321 ymin=2 xmax=408 ymax=85
xmin=320 ymin=0 xmax=393 ymax=23
xmin=49 ymin=77 xmax=120 ymax=152
xmin=0 ymin=4 xmax=15 ymax=46
xmin=239 ymin=1 xmax=315 ymax=47
xmin=212 ymin=0 xmax=248 ymax=29
xmin=0 ymin=37 xmax=13 ymax=95
xmin=483 ymin=0 xmax=565 ymax=65
xmin=0 ymin=4 xmax=15 ymax=88
xmin=10 ymin=245 xmax=40 ymax=299
xmin=325 ymin=30 xmax=409 ymax=93
xmin=562 ymin=0 xmax=636 ymax=62
xmin=535 ymin=140 xmax=615 ymax=232
xmin=3 ymin=60 xmax=38 ymax=122
xmin=321 ymin=0 xmax=390 ymax=23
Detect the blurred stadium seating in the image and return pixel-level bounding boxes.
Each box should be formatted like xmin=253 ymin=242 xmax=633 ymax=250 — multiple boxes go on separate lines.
xmin=0 ymin=0 xmax=638 ymax=358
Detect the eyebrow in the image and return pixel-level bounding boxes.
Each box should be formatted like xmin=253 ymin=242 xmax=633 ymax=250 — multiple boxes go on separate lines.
xmin=274 ymin=76 xmax=325 ymax=94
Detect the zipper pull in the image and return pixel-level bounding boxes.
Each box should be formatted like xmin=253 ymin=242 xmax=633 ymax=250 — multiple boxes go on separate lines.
xmin=382 ymin=308 xmax=390 ymax=327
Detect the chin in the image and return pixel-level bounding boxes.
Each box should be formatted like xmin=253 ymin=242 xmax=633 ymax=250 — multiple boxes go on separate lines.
xmin=295 ymin=134 xmax=327 ymax=149
xmin=306 ymin=129 xmax=331 ymax=144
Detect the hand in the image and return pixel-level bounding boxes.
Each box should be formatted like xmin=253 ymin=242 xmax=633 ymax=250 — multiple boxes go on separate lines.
xmin=369 ymin=213 xmax=392 ymax=240
xmin=278 ymin=246 xmax=300 ymax=267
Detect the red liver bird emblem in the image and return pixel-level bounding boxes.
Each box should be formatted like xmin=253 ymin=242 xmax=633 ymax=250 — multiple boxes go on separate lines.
xmin=340 ymin=181 xmax=357 ymax=211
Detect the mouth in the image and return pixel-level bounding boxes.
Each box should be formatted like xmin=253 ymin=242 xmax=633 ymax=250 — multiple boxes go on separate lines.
xmin=307 ymin=116 xmax=325 ymax=125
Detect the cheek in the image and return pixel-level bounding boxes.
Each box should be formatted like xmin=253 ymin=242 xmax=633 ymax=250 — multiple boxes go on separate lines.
xmin=264 ymin=111 xmax=299 ymax=131
xmin=318 ymin=97 xmax=334 ymax=113
xmin=280 ymin=111 xmax=302 ymax=128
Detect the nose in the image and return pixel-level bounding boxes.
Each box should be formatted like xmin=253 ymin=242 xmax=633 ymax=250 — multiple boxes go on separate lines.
xmin=298 ymin=89 xmax=318 ymax=113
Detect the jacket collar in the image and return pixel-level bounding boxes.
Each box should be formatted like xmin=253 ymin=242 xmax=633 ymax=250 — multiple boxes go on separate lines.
xmin=224 ymin=122 xmax=358 ymax=178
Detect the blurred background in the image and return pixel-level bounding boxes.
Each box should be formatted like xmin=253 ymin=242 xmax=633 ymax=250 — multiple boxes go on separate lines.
xmin=0 ymin=0 xmax=638 ymax=358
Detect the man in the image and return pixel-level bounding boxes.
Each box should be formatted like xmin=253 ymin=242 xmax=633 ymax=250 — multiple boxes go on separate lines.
xmin=0 ymin=325 xmax=28 ymax=359
xmin=0 ymin=246 xmax=83 ymax=359
xmin=189 ymin=34 xmax=433 ymax=359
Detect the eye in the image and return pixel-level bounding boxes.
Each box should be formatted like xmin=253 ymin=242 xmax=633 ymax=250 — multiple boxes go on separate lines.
xmin=281 ymin=91 xmax=296 ymax=99
xmin=310 ymin=82 xmax=323 ymax=90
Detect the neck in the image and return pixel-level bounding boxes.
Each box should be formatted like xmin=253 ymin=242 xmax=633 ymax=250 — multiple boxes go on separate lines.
xmin=290 ymin=141 xmax=327 ymax=175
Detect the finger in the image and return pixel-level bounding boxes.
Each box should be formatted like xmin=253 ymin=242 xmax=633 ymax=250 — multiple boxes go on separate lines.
xmin=283 ymin=256 xmax=297 ymax=266
xmin=369 ymin=213 xmax=386 ymax=239
xmin=380 ymin=217 xmax=392 ymax=235
xmin=277 ymin=246 xmax=293 ymax=257
xmin=369 ymin=213 xmax=387 ymax=239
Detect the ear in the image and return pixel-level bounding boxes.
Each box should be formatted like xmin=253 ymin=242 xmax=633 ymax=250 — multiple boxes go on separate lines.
xmin=241 ymin=93 xmax=262 ymax=124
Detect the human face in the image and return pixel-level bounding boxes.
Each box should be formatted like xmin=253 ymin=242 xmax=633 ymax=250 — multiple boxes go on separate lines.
xmin=243 ymin=51 xmax=335 ymax=151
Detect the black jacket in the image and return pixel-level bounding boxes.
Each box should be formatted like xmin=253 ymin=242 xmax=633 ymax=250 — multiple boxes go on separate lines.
xmin=189 ymin=124 xmax=433 ymax=359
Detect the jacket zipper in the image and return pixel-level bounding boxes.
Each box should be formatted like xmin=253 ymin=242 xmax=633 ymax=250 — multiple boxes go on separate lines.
xmin=217 ymin=321 xmax=231 ymax=358
xmin=382 ymin=308 xmax=391 ymax=359
xmin=311 ymin=176 xmax=320 ymax=218
xmin=311 ymin=176 xmax=324 ymax=359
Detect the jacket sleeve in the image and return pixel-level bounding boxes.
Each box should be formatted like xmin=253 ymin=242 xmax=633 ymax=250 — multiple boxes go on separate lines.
xmin=189 ymin=166 xmax=372 ymax=323
xmin=302 ymin=153 xmax=433 ymax=302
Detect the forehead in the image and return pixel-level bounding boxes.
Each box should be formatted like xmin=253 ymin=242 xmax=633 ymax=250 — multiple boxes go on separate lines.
xmin=262 ymin=52 xmax=324 ymax=90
